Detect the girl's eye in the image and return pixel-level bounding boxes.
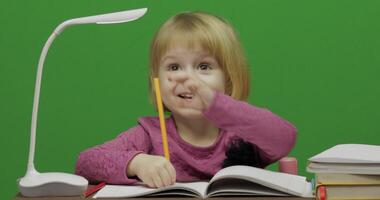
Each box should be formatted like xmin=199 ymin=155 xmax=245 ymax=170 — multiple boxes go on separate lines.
xmin=198 ymin=63 xmax=211 ymax=70
xmin=168 ymin=64 xmax=179 ymax=71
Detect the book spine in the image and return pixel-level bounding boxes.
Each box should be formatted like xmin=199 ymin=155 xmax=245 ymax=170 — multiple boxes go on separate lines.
xmin=316 ymin=185 xmax=326 ymax=200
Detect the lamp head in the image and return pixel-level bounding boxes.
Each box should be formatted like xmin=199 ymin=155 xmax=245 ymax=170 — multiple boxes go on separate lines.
xmin=54 ymin=8 xmax=147 ymax=34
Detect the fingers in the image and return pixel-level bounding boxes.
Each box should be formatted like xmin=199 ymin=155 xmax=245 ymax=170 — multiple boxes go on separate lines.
xmin=145 ymin=177 xmax=156 ymax=188
xmin=143 ymin=170 xmax=167 ymax=188
xmin=165 ymin=162 xmax=177 ymax=184
xmin=157 ymin=165 xmax=175 ymax=187
xmin=154 ymin=161 xmax=176 ymax=187
xmin=167 ymin=73 xmax=197 ymax=93
xmin=167 ymin=72 xmax=214 ymax=109
xmin=152 ymin=173 xmax=165 ymax=188
xmin=140 ymin=159 xmax=176 ymax=188
xmin=168 ymin=72 xmax=201 ymax=88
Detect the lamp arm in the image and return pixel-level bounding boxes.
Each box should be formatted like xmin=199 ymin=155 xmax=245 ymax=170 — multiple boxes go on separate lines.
xmin=27 ymin=23 xmax=68 ymax=175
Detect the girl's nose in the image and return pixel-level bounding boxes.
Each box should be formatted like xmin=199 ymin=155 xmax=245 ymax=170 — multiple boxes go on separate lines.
xmin=172 ymin=69 xmax=193 ymax=83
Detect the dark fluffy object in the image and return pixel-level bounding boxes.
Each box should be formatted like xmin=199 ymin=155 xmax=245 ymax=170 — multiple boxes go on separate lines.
xmin=222 ymin=139 xmax=265 ymax=168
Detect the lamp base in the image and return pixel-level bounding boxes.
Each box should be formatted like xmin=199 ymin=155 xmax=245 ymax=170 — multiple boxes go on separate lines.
xmin=18 ymin=171 xmax=88 ymax=197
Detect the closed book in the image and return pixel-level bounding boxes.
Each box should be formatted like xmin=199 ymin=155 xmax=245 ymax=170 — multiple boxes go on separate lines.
xmin=316 ymin=173 xmax=380 ymax=185
xmin=316 ymin=184 xmax=380 ymax=200
xmin=307 ymin=144 xmax=380 ymax=174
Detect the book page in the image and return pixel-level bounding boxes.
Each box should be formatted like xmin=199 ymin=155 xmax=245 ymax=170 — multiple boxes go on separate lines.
xmin=207 ymin=165 xmax=313 ymax=197
xmin=93 ymin=182 xmax=208 ymax=198
xmin=309 ymin=144 xmax=380 ymax=163
xmin=206 ymin=178 xmax=288 ymax=197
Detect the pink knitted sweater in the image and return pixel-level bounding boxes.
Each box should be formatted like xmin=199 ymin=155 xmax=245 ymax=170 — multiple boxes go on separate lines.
xmin=75 ymin=92 xmax=297 ymax=184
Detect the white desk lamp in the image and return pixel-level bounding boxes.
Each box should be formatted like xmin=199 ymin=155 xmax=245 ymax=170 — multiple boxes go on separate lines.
xmin=18 ymin=7 xmax=148 ymax=197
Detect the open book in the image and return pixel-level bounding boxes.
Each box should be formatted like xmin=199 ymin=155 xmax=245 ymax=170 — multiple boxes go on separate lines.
xmin=93 ymin=165 xmax=313 ymax=198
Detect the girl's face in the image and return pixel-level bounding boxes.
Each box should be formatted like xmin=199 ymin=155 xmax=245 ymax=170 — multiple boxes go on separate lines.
xmin=158 ymin=44 xmax=226 ymax=119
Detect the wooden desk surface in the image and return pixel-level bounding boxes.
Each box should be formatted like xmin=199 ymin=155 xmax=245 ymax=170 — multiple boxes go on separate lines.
xmin=14 ymin=193 xmax=313 ymax=200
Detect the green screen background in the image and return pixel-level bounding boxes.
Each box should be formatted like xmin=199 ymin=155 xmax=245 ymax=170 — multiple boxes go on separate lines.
xmin=1 ymin=0 xmax=379 ymax=199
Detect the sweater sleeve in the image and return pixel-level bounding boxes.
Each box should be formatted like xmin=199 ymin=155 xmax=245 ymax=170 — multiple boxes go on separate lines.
xmin=203 ymin=92 xmax=297 ymax=165
xmin=75 ymin=125 xmax=151 ymax=184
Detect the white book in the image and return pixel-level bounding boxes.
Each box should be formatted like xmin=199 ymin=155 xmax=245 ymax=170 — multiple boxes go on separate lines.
xmin=93 ymin=165 xmax=313 ymax=198
xmin=307 ymin=144 xmax=380 ymax=174
xmin=309 ymin=144 xmax=380 ymax=163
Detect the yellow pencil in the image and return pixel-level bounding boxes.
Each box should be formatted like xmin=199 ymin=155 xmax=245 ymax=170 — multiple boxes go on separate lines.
xmin=153 ymin=78 xmax=170 ymax=161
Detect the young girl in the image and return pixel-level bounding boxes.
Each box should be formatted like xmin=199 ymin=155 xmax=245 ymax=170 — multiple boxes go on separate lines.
xmin=75 ymin=11 xmax=296 ymax=188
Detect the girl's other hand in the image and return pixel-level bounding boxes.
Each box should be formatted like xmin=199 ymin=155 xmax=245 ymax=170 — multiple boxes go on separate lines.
xmin=168 ymin=73 xmax=216 ymax=111
xmin=127 ymin=153 xmax=176 ymax=188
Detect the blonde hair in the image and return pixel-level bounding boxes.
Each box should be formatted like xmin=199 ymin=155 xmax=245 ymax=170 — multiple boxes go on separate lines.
xmin=149 ymin=11 xmax=250 ymax=106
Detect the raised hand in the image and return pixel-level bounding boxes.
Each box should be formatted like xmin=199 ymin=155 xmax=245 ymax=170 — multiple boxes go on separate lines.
xmin=167 ymin=72 xmax=216 ymax=111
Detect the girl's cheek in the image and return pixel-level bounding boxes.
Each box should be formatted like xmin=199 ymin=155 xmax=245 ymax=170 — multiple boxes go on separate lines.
xmin=167 ymin=74 xmax=173 ymax=82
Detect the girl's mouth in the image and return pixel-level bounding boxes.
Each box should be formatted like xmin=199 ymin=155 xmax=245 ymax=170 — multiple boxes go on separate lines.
xmin=178 ymin=93 xmax=193 ymax=100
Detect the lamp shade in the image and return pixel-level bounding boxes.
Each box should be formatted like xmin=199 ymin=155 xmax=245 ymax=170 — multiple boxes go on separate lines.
xmin=54 ymin=8 xmax=147 ymax=34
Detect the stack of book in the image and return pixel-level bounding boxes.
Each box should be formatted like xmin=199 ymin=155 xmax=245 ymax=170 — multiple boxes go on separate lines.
xmin=307 ymin=144 xmax=380 ymax=200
